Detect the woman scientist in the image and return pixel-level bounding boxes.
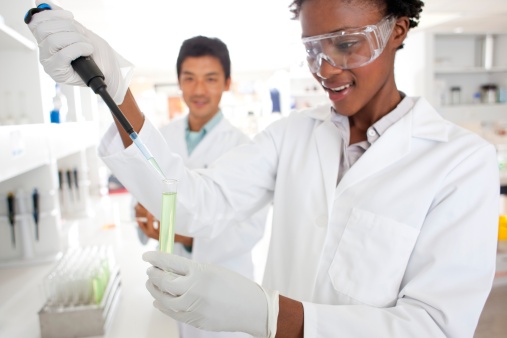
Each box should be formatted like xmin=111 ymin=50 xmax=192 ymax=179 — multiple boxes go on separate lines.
xmin=28 ymin=0 xmax=499 ymax=337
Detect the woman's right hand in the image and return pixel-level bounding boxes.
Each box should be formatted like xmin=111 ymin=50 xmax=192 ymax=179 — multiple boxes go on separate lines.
xmin=26 ymin=0 xmax=134 ymax=104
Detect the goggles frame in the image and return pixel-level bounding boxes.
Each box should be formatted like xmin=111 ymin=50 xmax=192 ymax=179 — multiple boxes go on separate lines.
xmin=302 ymin=16 xmax=396 ymax=73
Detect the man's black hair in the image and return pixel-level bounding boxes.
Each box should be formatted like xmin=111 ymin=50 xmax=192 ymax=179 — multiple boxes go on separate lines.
xmin=176 ymin=36 xmax=231 ymax=80
xmin=289 ymin=0 xmax=424 ymax=29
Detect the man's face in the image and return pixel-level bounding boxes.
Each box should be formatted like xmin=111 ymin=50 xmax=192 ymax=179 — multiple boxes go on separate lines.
xmin=178 ymin=56 xmax=231 ymax=127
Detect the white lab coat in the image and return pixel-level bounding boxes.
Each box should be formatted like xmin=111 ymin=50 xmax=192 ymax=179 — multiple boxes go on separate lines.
xmin=99 ymin=97 xmax=499 ymax=338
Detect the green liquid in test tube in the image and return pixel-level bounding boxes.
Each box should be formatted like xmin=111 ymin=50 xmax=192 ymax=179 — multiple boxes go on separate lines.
xmin=159 ymin=179 xmax=178 ymax=253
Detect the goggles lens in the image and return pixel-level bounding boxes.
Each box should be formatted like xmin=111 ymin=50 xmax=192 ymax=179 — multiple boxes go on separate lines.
xmin=302 ymin=16 xmax=396 ymax=73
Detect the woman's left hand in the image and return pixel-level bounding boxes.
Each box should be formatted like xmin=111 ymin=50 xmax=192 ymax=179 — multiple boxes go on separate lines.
xmin=143 ymin=251 xmax=279 ymax=337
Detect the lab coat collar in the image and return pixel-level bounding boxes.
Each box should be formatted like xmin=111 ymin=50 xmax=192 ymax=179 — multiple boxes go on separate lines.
xmin=410 ymin=97 xmax=449 ymax=142
xmin=334 ymin=106 xmax=412 ymax=198
xmin=303 ymin=97 xmax=449 ymax=142
xmin=310 ymin=96 xmax=450 ymax=203
xmin=302 ymin=103 xmax=334 ymax=121
xmin=314 ymin=114 xmax=342 ymax=212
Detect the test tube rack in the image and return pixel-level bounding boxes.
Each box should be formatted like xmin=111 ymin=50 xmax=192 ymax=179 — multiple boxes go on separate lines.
xmin=38 ymin=267 xmax=121 ymax=338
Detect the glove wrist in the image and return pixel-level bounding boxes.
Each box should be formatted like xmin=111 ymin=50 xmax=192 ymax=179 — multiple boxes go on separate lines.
xmin=107 ymin=49 xmax=134 ymax=104
xmin=258 ymin=287 xmax=279 ymax=338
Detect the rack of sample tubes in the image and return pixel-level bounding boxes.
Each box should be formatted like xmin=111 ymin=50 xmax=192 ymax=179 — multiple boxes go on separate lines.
xmin=38 ymin=245 xmax=122 ymax=338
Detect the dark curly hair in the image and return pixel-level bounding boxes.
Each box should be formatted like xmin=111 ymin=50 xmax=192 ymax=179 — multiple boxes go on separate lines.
xmin=289 ymin=0 xmax=424 ymax=29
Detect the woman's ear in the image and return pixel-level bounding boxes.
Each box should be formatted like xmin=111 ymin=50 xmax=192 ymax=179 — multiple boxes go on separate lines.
xmin=391 ymin=17 xmax=410 ymax=50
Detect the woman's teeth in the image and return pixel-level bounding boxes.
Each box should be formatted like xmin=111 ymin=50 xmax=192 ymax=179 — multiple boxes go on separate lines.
xmin=330 ymin=84 xmax=351 ymax=92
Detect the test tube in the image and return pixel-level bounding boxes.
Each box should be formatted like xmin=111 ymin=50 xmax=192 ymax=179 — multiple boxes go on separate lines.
xmin=41 ymin=245 xmax=116 ymax=308
xmin=159 ymin=179 xmax=178 ymax=253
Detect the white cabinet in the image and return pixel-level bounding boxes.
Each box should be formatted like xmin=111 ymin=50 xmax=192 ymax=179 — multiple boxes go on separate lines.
xmin=0 ymin=1 xmax=103 ymax=267
xmin=434 ymin=33 xmax=507 ymax=116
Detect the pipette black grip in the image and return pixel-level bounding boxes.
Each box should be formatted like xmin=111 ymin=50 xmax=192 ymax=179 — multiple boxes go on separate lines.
xmin=71 ymin=56 xmax=105 ymax=89
xmin=70 ymin=58 xmax=134 ymax=134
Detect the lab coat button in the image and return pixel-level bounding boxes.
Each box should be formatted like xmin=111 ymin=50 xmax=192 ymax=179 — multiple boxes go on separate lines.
xmin=367 ymin=128 xmax=376 ymax=137
xmin=315 ymin=215 xmax=328 ymax=228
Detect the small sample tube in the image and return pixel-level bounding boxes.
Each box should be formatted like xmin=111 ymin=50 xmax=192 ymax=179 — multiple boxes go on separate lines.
xmin=159 ymin=179 xmax=178 ymax=253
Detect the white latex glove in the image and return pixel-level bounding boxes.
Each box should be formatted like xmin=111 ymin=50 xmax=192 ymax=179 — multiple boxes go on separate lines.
xmin=27 ymin=0 xmax=134 ymax=104
xmin=143 ymin=251 xmax=279 ymax=338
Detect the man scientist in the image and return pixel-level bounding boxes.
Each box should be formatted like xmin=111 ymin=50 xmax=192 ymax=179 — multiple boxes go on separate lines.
xmin=134 ymin=35 xmax=269 ymax=338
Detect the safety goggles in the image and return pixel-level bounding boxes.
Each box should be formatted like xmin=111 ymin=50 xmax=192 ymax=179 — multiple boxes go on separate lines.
xmin=302 ymin=16 xmax=396 ymax=73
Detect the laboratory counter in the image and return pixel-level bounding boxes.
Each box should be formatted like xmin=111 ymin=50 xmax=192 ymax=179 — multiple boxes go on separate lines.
xmin=0 ymin=193 xmax=179 ymax=338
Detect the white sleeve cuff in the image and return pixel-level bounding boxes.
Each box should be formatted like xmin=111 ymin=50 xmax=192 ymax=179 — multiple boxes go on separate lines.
xmin=302 ymin=301 xmax=317 ymax=338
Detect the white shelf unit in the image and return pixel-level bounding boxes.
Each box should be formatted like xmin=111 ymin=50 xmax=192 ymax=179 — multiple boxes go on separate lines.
xmin=0 ymin=1 xmax=103 ymax=267
xmin=0 ymin=21 xmax=35 ymax=51
xmin=396 ymin=30 xmax=507 ymax=124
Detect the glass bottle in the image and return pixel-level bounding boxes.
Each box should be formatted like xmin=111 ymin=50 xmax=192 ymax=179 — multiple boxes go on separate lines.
xmin=50 ymin=83 xmax=68 ymax=123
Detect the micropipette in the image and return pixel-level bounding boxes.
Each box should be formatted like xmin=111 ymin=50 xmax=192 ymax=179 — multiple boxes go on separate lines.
xmin=25 ymin=4 xmax=167 ymax=180
xmin=7 ymin=192 xmax=15 ymax=247
xmin=32 ymin=188 xmax=40 ymax=241
xmin=66 ymin=170 xmax=73 ymax=202
xmin=73 ymin=168 xmax=80 ymax=201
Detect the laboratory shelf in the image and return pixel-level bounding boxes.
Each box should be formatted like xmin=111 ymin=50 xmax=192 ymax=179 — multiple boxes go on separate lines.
xmin=47 ymin=121 xmax=100 ymax=159
xmin=0 ymin=22 xmax=36 ymax=51
xmin=0 ymin=122 xmax=99 ymax=182
xmin=290 ymin=91 xmax=326 ymax=98
xmin=438 ymin=103 xmax=507 ymax=123
xmin=435 ymin=67 xmax=507 ymax=74
xmin=0 ymin=1 xmax=103 ymax=276
xmin=0 ymin=124 xmax=51 ymax=182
